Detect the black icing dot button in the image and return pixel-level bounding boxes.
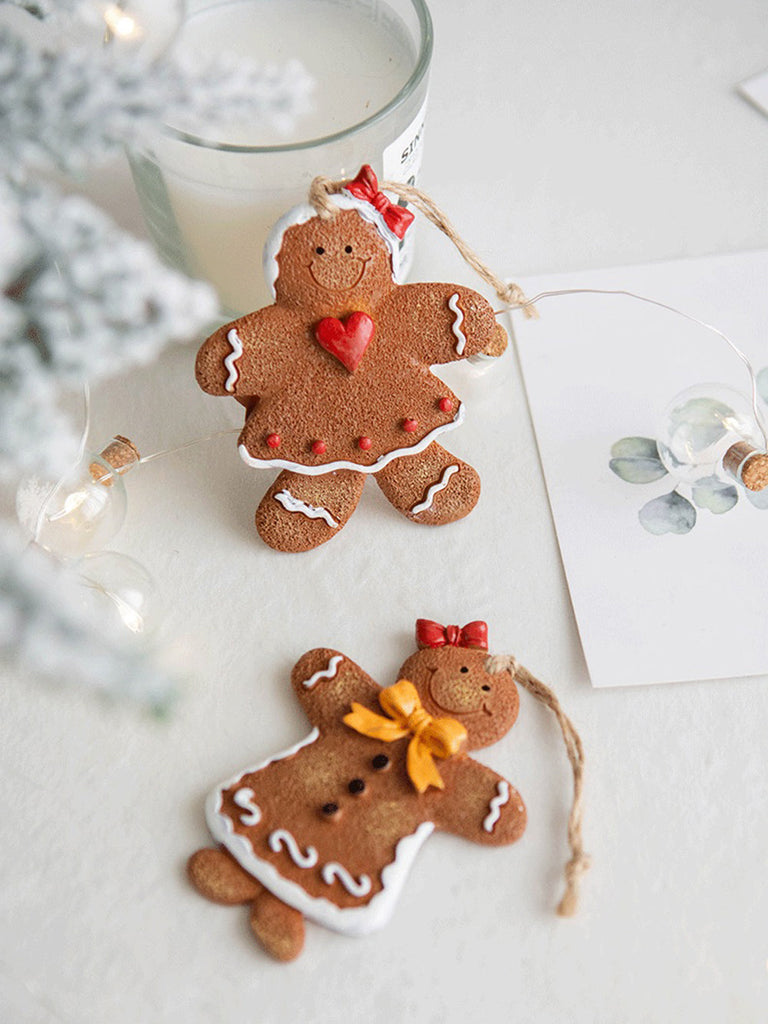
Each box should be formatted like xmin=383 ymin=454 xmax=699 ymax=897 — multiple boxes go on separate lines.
xmin=321 ymin=802 xmax=339 ymax=816
xmin=348 ymin=778 xmax=366 ymax=795
xmin=371 ymin=754 xmax=390 ymax=770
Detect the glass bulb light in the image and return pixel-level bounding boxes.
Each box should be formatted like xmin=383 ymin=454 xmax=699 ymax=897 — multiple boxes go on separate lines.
xmin=656 ymin=383 xmax=768 ymax=488
xmin=17 ymin=453 xmax=128 ymax=558
xmin=77 ymin=551 xmax=160 ymax=641
xmin=16 ymin=436 xmax=140 ymax=559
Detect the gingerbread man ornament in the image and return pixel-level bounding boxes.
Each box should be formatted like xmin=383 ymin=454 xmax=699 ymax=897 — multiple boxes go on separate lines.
xmin=188 ymin=619 xmax=527 ymax=961
xmin=195 ymin=166 xmax=508 ymax=552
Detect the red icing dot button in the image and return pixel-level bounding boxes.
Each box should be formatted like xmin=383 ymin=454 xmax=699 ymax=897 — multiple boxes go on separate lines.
xmin=439 ymin=397 xmax=453 ymax=413
xmin=311 ymin=439 xmax=327 ymax=455
xmin=358 ymin=436 xmax=373 ymax=451
xmin=266 ymin=433 xmax=281 ymax=448
xmin=402 ymin=418 xmax=419 ymax=433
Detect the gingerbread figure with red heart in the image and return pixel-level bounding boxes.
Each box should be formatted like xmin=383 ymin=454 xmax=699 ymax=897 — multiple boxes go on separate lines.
xmin=195 ymin=165 xmax=507 ymax=552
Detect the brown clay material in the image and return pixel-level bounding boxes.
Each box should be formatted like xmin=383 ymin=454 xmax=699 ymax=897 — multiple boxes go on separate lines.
xmin=196 ymin=171 xmax=509 ymax=549
xmin=375 ymin=441 xmax=480 ymax=525
xmin=188 ymin=637 xmax=526 ymax=960
xmin=187 ymin=847 xmax=264 ymax=906
xmin=255 ymin=468 xmax=365 ymax=552
xmin=249 ymin=891 xmax=306 ymax=962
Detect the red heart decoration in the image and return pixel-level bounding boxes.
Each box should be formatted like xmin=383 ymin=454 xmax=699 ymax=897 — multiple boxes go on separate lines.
xmin=315 ymin=311 xmax=375 ymax=373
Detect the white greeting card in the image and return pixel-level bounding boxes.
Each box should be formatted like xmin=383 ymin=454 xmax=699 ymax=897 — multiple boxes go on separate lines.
xmin=738 ymin=68 xmax=768 ymax=118
xmin=514 ymin=250 xmax=768 ymax=687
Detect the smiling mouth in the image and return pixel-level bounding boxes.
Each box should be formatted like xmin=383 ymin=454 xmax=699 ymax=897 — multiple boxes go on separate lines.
xmin=427 ymin=677 xmax=491 ymax=717
xmin=307 ymin=258 xmax=369 ymax=291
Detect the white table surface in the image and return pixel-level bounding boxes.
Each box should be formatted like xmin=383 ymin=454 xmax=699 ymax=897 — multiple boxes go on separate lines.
xmin=3 ymin=2 xmax=768 ymax=1021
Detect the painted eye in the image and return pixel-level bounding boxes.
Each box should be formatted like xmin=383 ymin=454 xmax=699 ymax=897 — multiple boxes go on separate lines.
xmin=481 ymin=684 xmax=491 ymax=692
xmin=315 ymin=246 xmax=325 ymax=255
xmin=460 ymin=667 xmax=469 ymax=673
xmin=344 ymin=245 xmax=353 ymax=253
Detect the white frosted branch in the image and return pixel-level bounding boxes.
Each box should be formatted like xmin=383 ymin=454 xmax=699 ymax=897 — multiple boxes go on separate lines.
xmin=0 ymin=528 xmax=180 ymax=711
xmin=0 ymin=24 xmax=314 ymax=174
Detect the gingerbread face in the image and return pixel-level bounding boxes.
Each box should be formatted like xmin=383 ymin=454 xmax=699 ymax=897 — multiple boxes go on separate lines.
xmin=274 ymin=209 xmax=395 ymax=314
xmin=398 ymin=645 xmax=519 ymax=750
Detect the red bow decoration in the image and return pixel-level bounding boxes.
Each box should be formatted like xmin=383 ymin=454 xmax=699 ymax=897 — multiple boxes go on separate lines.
xmin=415 ymin=619 xmax=489 ymax=651
xmin=344 ymin=165 xmax=414 ymax=240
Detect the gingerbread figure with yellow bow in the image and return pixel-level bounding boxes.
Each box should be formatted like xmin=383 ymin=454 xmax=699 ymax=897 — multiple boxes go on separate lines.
xmin=187 ymin=619 xmax=529 ymax=961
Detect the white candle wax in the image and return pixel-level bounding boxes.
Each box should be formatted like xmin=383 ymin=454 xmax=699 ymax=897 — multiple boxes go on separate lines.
xmin=130 ymin=0 xmax=430 ymax=314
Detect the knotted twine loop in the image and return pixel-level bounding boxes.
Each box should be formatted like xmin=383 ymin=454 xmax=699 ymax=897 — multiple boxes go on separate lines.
xmin=308 ymin=174 xmax=537 ymax=319
xmin=486 ymin=654 xmax=591 ymax=917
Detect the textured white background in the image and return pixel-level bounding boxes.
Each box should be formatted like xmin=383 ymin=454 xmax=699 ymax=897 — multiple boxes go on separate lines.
xmin=3 ymin=1 xmax=768 ymax=1022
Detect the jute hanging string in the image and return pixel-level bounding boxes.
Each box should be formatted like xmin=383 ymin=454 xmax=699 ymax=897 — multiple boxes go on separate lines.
xmin=308 ymin=174 xmax=538 ymax=319
xmin=486 ymin=654 xmax=590 ymax=917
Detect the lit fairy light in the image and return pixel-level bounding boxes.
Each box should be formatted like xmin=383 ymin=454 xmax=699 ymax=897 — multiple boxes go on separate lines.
xmin=102 ymin=4 xmax=143 ymax=42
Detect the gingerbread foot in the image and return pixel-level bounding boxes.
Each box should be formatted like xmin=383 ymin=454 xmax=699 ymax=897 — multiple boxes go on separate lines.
xmin=249 ymin=889 xmax=306 ymax=962
xmin=375 ymin=442 xmax=480 ymax=525
xmin=255 ymin=469 xmax=365 ymax=552
xmin=187 ymin=847 xmax=264 ymax=905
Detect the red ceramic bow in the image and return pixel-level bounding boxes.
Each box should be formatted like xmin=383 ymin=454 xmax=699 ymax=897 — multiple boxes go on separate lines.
xmin=344 ymin=165 xmax=414 ymax=240
xmin=415 ymin=619 xmax=489 ymax=651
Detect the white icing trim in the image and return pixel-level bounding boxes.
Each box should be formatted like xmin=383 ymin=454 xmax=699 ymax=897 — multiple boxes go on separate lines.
xmin=207 ymin=742 xmax=435 ymax=936
xmin=321 ymin=863 xmax=372 ymax=898
xmin=273 ymin=488 xmax=339 ymax=528
xmin=263 ymin=192 xmax=403 ymax=299
xmin=233 ymin=787 xmax=261 ymax=826
xmin=448 ymin=293 xmax=467 ymax=355
xmin=483 ymin=780 xmax=510 ymax=834
xmin=301 ymin=654 xmax=344 ymax=690
xmin=410 ymin=464 xmax=460 ymax=515
xmin=239 ymin=404 xmax=465 ymax=476
xmin=269 ymin=829 xmax=318 ymax=869
xmin=206 ymin=728 xmax=321 ymax=830
xmin=223 ymin=328 xmax=243 ymax=393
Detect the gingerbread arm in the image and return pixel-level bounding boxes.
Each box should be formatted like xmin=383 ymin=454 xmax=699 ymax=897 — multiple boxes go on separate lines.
xmin=290 ymin=648 xmax=382 ymax=732
xmin=432 ymin=757 xmax=526 ymax=846
xmin=381 ymin=283 xmax=507 ymax=366
xmin=195 ymin=305 xmax=303 ymax=398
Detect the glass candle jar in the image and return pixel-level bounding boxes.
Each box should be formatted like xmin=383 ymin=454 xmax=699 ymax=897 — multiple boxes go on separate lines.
xmin=128 ymin=0 xmax=432 ymax=315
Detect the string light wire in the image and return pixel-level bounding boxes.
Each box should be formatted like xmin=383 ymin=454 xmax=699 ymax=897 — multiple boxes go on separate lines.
xmin=31 ymin=285 xmax=767 ymax=539
xmin=501 ymin=287 xmax=768 ymax=450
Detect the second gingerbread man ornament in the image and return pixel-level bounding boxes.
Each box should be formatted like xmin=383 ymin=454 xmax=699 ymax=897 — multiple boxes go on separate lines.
xmin=195 ymin=165 xmax=507 ymax=552
xmin=188 ymin=619 xmax=527 ymax=961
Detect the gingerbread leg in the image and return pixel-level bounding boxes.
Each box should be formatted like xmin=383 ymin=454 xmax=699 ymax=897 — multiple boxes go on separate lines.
xmin=249 ymin=890 xmax=306 ymax=962
xmin=375 ymin=442 xmax=481 ymax=525
xmin=255 ymin=469 xmax=365 ymax=552
xmin=187 ymin=847 xmax=264 ymax=905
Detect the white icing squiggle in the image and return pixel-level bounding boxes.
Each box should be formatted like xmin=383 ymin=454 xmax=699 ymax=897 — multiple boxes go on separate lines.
xmin=233 ymin=787 xmax=262 ymax=826
xmin=269 ymin=829 xmax=319 ymax=869
xmin=224 ymin=328 xmax=244 ymax=393
xmin=483 ymin=780 xmax=510 ymax=834
xmin=239 ymin=405 xmax=465 ymax=476
xmin=410 ymin=464 xmax=459 ymax=515
xmin=302 ymin=654 xmax=344 ymax=690
xmin=321 ymin=862 xmax=372 ymax=899
xmin=448 ymin=293 xmax=467 ymax=355
xmin=274 ymin=489 xmax=339 ymax=528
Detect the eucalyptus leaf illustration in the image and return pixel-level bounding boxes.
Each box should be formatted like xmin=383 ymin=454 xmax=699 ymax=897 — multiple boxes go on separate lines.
xmin=745 ymin=486 xmax=768 ymax=510
xmin=757 ymin=367 xmax=768 ymax=405
xmin=638 ymin=490 xmax=696 ymax=535
xmin=609 ymin=436 xmax=668 ymax=484
xmin=691 ymin=475 xmax=738 ymax=514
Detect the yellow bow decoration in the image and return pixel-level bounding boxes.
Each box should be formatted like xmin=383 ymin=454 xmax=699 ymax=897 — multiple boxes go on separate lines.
xmin=343 ymin=679 xmax=468 ymax=793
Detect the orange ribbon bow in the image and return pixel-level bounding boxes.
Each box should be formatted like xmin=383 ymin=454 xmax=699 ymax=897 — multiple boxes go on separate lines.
xmin=343 ymin=679 xmax=467 ymax=793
